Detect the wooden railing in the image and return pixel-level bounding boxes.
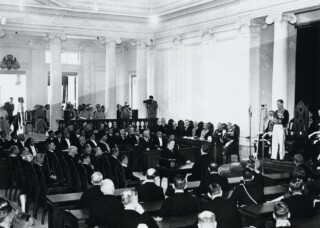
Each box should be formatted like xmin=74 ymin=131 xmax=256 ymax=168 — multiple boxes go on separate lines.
xmin=57 ymin=118 xmax=158 ymax=131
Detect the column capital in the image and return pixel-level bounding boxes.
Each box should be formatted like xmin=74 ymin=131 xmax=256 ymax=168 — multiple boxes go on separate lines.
xmin=198 ymin=28 xmax=214 ymax=40
xmin=46 ymin=33 xmax=67 ymax=43
xmin=100 ymin=37 xmax=122 ymax=46
xmin=29 ymin=40 xmax=45 ymax=49
xmin=172 ymin=34 xmax=182 ymax=45
xmin=131 ymin=40 xmax=152 ymax=48
xmin=266 ymin=13 xmax=297 ymax=25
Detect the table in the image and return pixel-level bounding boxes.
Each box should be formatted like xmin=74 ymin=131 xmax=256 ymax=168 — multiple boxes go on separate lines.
xmin=263 ymin=185 xmax=286 ymax=196
xmin=186 ymin=177 xmax=241 ymax=190
xmin=67 ymin=209 xmax=196 ymax=228
xmin=156 ymin=163 xmax=194 ymax=187
xmin=263 ymin=172 xmax=291 ymax=185
xmin=66 ymin=201 xmax=163 ymax=228
xmin=241 ymin=201 xmax=276 ymax=217
xmin=174 ymin=138 xmax=224 ymax=165
xmin=46 ymin=187 xmax=134 ymax=228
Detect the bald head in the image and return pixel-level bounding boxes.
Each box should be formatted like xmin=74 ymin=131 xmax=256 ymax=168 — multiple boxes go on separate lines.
xmin=146 ymin=168 xmax=157 ymax=180
xmin=100 ymin=179 xmax=115 ymax=195
xmin=91 ymin=172 xmax=103 ymax=185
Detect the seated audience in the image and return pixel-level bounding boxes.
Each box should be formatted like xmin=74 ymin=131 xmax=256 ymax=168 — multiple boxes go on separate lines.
xmin=25 ymin=137 xmax=37 ymax=156
xmin=190 ymin=144 xmax=211 ymax=181
xmin=200 ymin=183 xmax=242 ymax=228
xmin=245 ymin=158 xmax=264 ymax=187
xmin=116 ymin=129 xmax=128 ymax=146
xmin=87 ymin=133 xmax=98 ymax=148
xmin=139 ymin=130 xmax=153 ymax=151
xmin=89 ymin=179 xmax=124 ymax=228
xmin=119 ymin=154 xmax=139 ymax=181
xmin=197 ymin=211 xmax=217 ymax=228
xmin=281 ymin=178 xmax=315 ymax=218
xmin=259 ymin=202 xmax=295 ymax=228
xmin=16 ymin=134 xmax=25 ymax=149
xmin=161 ymin=139 xmax=189 ymax=165
xmin=157 ymin=118 xmax=168 ymax=134
xmin=0 ymin=131 xmax=9 ymax=149
xmin=230 ymin=169 xmax=264 ymax=206
xmin=136 ymin=168 xmax=164 ymax=202
xmin=44 ymin=130 xmax=55 ymax=144
xmin=79 ymin=105 xmax=93 ymax=120
xmin=115 ymin=190 xmax=158 ymax=228
xmin=158 ymin=174 xmax=199 ymax=217
xmin=11 ymin=212 xmax=35 ymax=228
xmin=291 ymin=154 xmax=312 ymax=180
xmin=94 ymin=105 xmax=105 ymax=119
xmin=79 ymin=172 xmax=104 ymax=208
xmin=200 ymin=123 xmax=211 ymax=140
xmin=127 ymin=127 xmax=138 ymax=146
xmin=34 ymin=105 xmax=48 ymax=133
xmin=53 ymin=131 xmax=65 ymax=152
xmin=34 ymin=153 xmax=57 ymax=185
xmin=192 ymin=121 xmax=198 ymax=137
xmin=198 ymin=162 xmax=230 ymax=195
xmin=153 ymin=131 xmax=164 ymax=149
xmin=184 ymin=119 xmax=193 ymax=137
xmin=97 ymin=133 xmax=111 ymax=153
xmin=81 ymin=154 xmax=94 ymax=183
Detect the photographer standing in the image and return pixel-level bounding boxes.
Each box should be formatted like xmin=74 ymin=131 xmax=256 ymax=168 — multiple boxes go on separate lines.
xmin=145 ymin=96 xmax=158 ymax=119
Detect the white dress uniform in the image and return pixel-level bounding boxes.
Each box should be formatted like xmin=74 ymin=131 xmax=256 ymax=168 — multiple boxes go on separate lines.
xmin=271 ymin=109 xmax=289 ymax=160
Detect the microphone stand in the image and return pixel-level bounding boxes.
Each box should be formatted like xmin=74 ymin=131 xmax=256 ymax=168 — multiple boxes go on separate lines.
xmin=249 ymin=106 xmax=252 ymax=156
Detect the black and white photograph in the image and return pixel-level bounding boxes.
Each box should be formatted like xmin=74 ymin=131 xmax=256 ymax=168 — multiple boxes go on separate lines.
xmin=0 ymin=0 xmax=319 ymax=228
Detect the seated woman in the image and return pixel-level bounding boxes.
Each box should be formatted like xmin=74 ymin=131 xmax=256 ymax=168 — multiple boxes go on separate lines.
xmin=34 ymin=105 xmax=48 ymax=133
xmin=0 ymin=105 xmax=11 ymax=134
xmin=192 ymin=121 xmax=198 ymax=137
xmin=200 ymin=123 xmax=211 ymax=140
xmin=94 ymin=105 xmax=105 ymax=119
xmin=195 ymin=121 xmax=204 ymax=138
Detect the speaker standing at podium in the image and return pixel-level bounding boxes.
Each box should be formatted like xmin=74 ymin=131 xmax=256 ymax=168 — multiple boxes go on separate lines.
xmin=271 ymin=99 xmax=289 ymax=160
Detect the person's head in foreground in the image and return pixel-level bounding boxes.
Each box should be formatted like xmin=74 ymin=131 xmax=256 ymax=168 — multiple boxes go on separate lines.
xmin=208 ymin=162 xmax=219 ymax=174
xmin=207 ymin=183 xmax=222 ymax=200
xmin=198 ymin=211 xmax=217 ymax=228
xmin=293 ymin=154 xmax=304 ymax=166
xmin=273 ymin=202 xmax=291 ymax=226
xmin=173 ymin=174 xmax=186 ymax=191
xmin=100 ymin=179 xmax=115 ymax=195
xmin=289 ymin=177 xmax=303 ymax=195
xmin=121 ymin=190 xmax=142 ymax=213
xmin=145 ymin=168 xmax=158 ymax=181
xmin=0 ymin=198 xmax=13 ymax=224
xmin=91 ymin=172 xmax=103 ymax=186
xmin=11 ymin=212 xmax=35 ymax=228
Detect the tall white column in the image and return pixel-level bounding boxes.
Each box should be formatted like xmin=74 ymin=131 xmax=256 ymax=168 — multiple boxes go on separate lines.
xmin=266 ymin=13 xmax=297 ymax=110
xmin=80 ymin=43 xmax=94 ymax=104
xmin=29 ymin=40 xmax=46 ymax=106
xmin=136 ymin=41 xmax=148 ymax=118
xmin=49 ymin=34 xmax=63 ymax=130
xmin=104 ymin=38 xmax=119 ymax=119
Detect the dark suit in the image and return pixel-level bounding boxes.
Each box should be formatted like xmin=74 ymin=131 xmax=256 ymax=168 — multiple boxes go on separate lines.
xmin=83 ymin=164 xmax=94 ymax=184
xmin=139 ymin=137 xmax=154 ymax=151
xmin=198 ymin=173 xmax=230 ymax=194
xmin=53 ymin=138 xmax=67 ymax=152
xmin=4 ymin=102 xmax=14 ymax=124
xmin=190 ymin=154 xmax=211 ymax=181
xmin=0 ymin=138 xmax=9 ymax=149
xmin=97 ymin=141 xmax=110 ymax=153
xmin=89 ymin=195 xmax=124 ymax=228
xmin=161 ymin=148 xmax=186 ymax=165
xmin=126 ymin=134 xmax=138 ymax=146
xmin=44 ymin=137 xmax=55 ymax=145
xmin=122 ymin=165 xmax=139 ymax=181
xmin=79 ymin=185 xmax=103 ymax=208
xmin=116 ymin=136 xmax=128 ymax=145
xmin=159 ymin=192 xmax=199 ymax=217
xmin=44 ymin=150 xmax=60 ymax=177
xmin=200 ymin=197 xmax=242 ymax=228
xmin=157 ymin=124 xmax=168 ymax=134
xmin=282 ymin=195 xmax=315 ymax=218
xmin=230 ymin=182 xmax=264 ymax=206
xmin=184 ymin=126 xmax=193 ymax=137
xmin=136 ymin=182 xmax=164 ymax=202
xmin=153 ymin=136 xmax=165 ymax=149
xmin=87 ymin=139 xmax=98 ymax=148
xmin=114 ymin=210 xmax=158 ymax=228
xmin=16 ymin=141 xmax=25 ymax=149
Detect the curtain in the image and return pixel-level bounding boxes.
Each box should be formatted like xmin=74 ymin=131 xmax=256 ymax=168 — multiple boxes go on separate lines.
xmin=62 ymin=76 xmax=68 ymax=103
xmin=295 ymin=23 xmax=320 ymax=114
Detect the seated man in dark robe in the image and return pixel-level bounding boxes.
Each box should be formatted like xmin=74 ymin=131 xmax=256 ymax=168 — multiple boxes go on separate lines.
xmin=160 ymin=139 xmax=190 ymax=165
xmin=157 ymin=174 xmax=199 ymax=217
xmin=230 ymin=169 xmax=264 ymax=206
xmin=119 ymin=154 xmax=140 ymax=181
xmin=200 ymin=183 xmax=242 ymax=228
xmin=89 ymin=179 xmax=124 ymax=228
xmin=79 ymin=172 xmax=104 ymax=208
xmin=259 ymin=202 xmax=295 ymax=228
xmin=136 ymin=168 xmax=164 ymax=202
xmin=114 ymin=189 xmax=159 ymax=228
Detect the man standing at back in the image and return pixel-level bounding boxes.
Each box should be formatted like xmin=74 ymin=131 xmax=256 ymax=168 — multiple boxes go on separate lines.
xmin=145 ymin=96 xmax=158 ymax=119
xmin=4 ymin=97 xmax=14 ymax=126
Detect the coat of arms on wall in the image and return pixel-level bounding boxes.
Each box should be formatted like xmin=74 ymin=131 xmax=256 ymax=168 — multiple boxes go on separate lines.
xmin=0 ymin=54 xmax=20 ymax=70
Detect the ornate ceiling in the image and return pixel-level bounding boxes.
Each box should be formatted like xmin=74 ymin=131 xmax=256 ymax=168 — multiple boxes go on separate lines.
xmin=0 ymin=0 xmax=216 ymax=17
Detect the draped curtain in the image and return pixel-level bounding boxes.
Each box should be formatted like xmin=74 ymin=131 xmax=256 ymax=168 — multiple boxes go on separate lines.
xmin=295 ymin=23 xmax=320 ymax=114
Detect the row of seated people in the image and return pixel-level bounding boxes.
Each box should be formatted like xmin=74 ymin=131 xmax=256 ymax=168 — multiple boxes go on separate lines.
xmin=81 ymin=157 xmax=318 ymax=228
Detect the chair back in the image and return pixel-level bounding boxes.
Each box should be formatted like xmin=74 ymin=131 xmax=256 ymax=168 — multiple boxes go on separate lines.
xmin=76 ymin=163 xmax=88 ymax=191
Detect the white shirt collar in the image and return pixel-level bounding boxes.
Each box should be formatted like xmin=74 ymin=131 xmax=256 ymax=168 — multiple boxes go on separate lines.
xmin=276 ymin=220 xmax=291 ymax=227
xmin=175 ymin=189 xmax=184 ymax=193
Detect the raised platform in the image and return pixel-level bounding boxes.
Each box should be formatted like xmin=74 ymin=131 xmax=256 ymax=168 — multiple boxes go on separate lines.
xmin=261 ymin=158 xmax=295 ymax=173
